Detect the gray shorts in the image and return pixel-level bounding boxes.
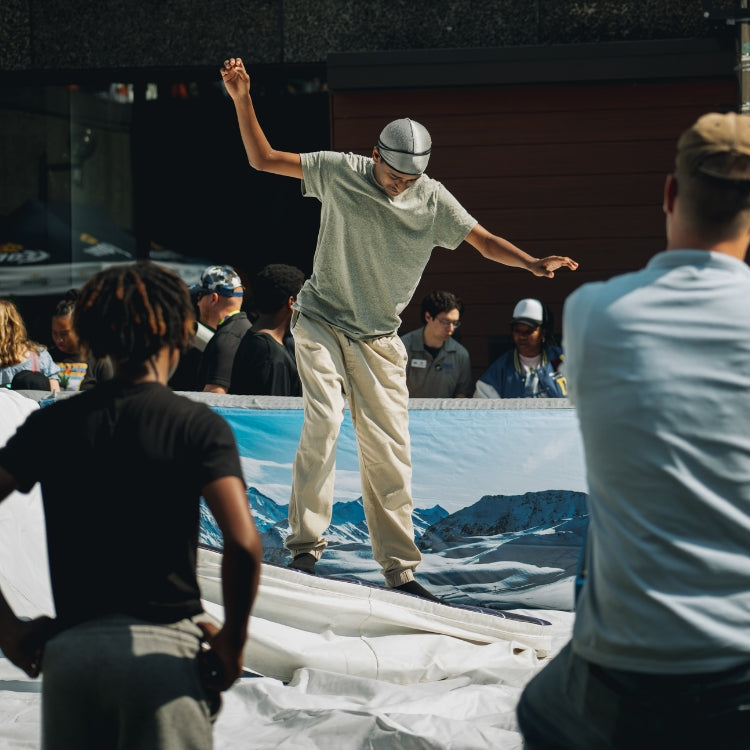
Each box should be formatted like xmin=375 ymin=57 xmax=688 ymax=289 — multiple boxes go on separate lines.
xmin=41 ymin=614 xmax=217 ymax=750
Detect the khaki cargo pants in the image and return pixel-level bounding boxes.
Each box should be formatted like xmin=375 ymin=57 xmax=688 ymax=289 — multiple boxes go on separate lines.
xmin=285 ymin=312 xmax=421 ymax=586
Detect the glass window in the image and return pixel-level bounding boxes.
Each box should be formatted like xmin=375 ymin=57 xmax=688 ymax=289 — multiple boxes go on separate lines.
xmin=0 ymin=69 xmax=327 ymax=343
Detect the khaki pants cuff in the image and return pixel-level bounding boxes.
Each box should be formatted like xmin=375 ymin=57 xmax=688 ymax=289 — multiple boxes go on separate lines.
xmin=385 ymin=570 xmax=415 ymax=587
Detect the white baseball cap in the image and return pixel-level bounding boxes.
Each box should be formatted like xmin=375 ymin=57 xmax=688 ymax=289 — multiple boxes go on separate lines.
xmin=511 ymin=298 xmax=544 ymax=327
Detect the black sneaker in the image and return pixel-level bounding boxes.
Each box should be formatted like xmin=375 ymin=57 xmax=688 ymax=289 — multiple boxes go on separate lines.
xmin=288 ymin=552 xmax=317 ymax=575
xmin=391 ymin=579 xmax=443 ymax=603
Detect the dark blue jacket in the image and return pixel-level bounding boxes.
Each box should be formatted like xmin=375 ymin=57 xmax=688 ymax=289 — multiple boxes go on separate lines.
xmin=475 ymin=344 xmax=567 ymax=398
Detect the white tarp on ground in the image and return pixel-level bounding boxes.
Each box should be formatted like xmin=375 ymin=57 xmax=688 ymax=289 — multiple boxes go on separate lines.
xmin=0 ymin=389 xmax=574 ymax=749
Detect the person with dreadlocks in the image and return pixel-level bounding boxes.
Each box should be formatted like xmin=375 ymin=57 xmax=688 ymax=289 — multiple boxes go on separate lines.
xmin=0 ymin=261 xmax=262 ymax=749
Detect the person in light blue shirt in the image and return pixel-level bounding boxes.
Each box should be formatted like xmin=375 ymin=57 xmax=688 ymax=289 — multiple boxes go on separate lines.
xmin=518 ymin=111 xmax=750 ymax=749
xmin=0 ymin=298 xmax=60 ymax=391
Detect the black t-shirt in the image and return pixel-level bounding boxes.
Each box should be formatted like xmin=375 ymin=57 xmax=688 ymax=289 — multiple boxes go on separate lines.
xmin=230 ymin=331 xmax=302 ymax=396
xmin=168 ymin=346 xmax=202 ymax=391
xmin=197 ymin=312 xmax=252 ymax=390
xmin=0 ymin=380 xmax=243 ymax=628
xmin=424 ymin=343 xmax=445 ymax=361
xmin=79 ymin=356 xmax=114 ymax=391
xmin=48 ymin=346 xmax=81 ymax=363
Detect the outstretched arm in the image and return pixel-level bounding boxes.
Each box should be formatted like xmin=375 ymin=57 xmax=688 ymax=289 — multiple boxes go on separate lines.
xmin=466 ymin=224 xmax=579 ymax=278
xmin=197 ymin=475 xmax=262 ymax=693
xmin=221 ymin=57 xmax=303 ymax=179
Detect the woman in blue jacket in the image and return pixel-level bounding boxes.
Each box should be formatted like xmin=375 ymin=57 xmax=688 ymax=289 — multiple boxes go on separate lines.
xmin=474 ymin=298 xmax=567 ymax=398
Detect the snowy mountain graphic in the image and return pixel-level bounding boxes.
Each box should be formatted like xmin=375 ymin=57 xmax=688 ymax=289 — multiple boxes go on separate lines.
xmin=200 ymin=486 xmax=588 ymax=612
xmin=201 ymin=487 xmax=447 ymax=563
xmin=419 ymin=490 xmax=588 ymax=550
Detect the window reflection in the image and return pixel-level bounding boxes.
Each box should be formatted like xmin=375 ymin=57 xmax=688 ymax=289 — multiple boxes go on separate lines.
xmin=0 ymin=70 xmax=327 ymax=343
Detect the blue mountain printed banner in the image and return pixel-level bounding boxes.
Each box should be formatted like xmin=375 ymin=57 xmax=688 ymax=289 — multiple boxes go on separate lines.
xmin=203 ymin=404 xmax=588 ymax=612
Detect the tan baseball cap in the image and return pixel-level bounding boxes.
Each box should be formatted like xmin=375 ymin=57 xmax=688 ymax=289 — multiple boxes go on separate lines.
xmin=676 ymin=112 xmax=750 ymax=181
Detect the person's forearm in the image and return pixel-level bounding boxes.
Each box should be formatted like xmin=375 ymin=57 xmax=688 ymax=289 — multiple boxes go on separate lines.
xmin=473 ymin=380 xmax=500 ymax=399
xmin=233 ymin=94 xmax=274 ymax=171
xmin=477 ymin=234 xmax=536 ymax=270
xmin=0 ymin=588 xmax=24 ymax=668
xmin=203 ymin=383 xmax=229 ymax=394
xmin=231 ymin=93 xmax=302 ymax=178
xmin=0 ymin=589 xmax=19 ymax=637
xmin=467 ymin=224 xmax=578 ymax=278
xmin=220 ymin=540 xmax=261 ymax=649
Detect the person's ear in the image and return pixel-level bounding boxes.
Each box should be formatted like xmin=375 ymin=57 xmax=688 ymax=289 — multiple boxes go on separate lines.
xmin=663 ymin=173 xmax=677 ymax=215
xmin=372 ymin=147 xmax=381 ymax=163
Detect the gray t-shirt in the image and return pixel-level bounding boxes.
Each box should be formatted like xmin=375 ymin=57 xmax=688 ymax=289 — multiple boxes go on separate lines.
xmin=296 ymin=151 xmax=477 ymax=339
xmin=400 ymin=327 xmax=473 ymax=398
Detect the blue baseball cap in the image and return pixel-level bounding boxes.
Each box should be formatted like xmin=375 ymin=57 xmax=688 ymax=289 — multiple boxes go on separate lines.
xmin=190 ymin=265 xmax=244 ymax=298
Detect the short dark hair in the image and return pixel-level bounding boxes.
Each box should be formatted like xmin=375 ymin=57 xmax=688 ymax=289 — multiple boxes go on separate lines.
xmin=677 ymin=154 xmax=750 ymax=243
xmin=74 ymin=261 xmax=195 ymax=376
xmin=53 ymin=288 xmax=81 ymax=318
xmin=250 ymin=264 xmax=305 ymax=314
xmin=420 ymin=290 xmax=464 ymax=322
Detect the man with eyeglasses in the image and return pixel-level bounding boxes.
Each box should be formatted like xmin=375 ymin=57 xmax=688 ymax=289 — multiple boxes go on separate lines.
xmin=221 ymin=56 xmax=578 ymax=602
xmin=192 ymin=265 xmax=251 ymax=394
xmin=400 ymin=290 xmax=473 ymax=398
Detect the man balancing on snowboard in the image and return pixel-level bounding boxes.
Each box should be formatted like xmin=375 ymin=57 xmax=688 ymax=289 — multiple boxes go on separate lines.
xmin=517 ymin=112 xmax=750 ymax=748
xmin=221 ymin=56 xmax=578 ymax=601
